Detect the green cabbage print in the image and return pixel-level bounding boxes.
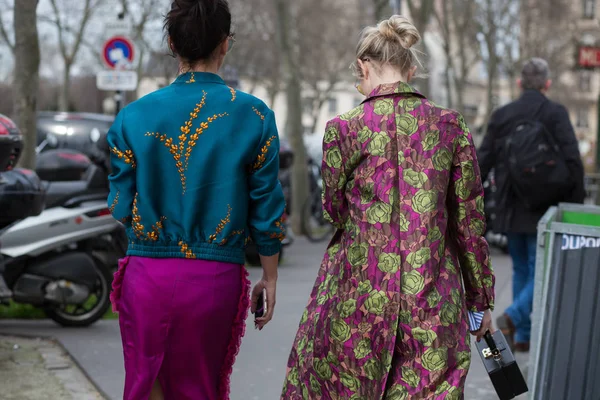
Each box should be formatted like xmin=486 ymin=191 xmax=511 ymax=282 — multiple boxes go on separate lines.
xmin=327 ymin=351 xmax=340 ymax=365
xmin=451 ymin=288 xmax=461 ymax=305
xmin=353 ymin=338 xmax=372 ymax=359
xmin=300 ymin=309 xmax=309 ymax=325
xmin=407 ymin=248 xmax=431 ymax=269
xmin=347 ymin=151 xmax=361 ymax=171
xmin=325 ymin=146 xmax=343 ymax=169
xmin=470 ymin=218 xmax=485 ymax=236
xmin=456 ymin=351 xmax=471 ymax=370
xmin=456 ymin=202 xmax=467 ymax=222
xmin=454 ymin=178 xmax=471 ymax=201
xmin=483 ymin=275 xmax=494 ymax=289
xmin=421 ymin=347 xmax=448 ymax=371
xmin=427 ymin=226 xmax=443 ymax=242
xmin=327 ymin=244 xmax=341 ymax=258
xmin=382 ymin=349 xmax=392 ymax=366
xmin=374 ymin=99 xmax=395 ymax=116
xmin=475 ymin=195 xmax=485 ymax=213
xmin=422 ymin=130 xmax=440 ymax=151
xmin=340 ymin=106 xmax=363 ymax=121
xmin=438 ymin=236 xmax=446 ymax=258
xmin=401 ymin=366 xmax=420 ymax=388
xmin=366 ymin=201 xmax=392 ymax=224
xmin=435 ymin=381 xmax=451 ymax=395
xmin=337 ymin=299 xmax=357 ymax=318
xmin=361 ymin=184 xmax=375 ymax=204
xmin=403 ymin=168 xmax=428 ymax=188
xmin=378 ymin=252 xmax=401 ymax=274
xmin=398 ymin=98 xmax=419 ymax=112
xmin=398 ymin=151 xmax=405 ymax=164
xmin=412 ymin=190 xmax=438 ymax=214
xmin=396 ymin=113 xmax=418 ymax=136
xmin=440 ymin=302 xmax=460 ymax=326
xmin=358 ymin=126 xmax=373 ymax=143
xmin=444 ymin=256 xmax=457 ymax=274
xmin=349 ymin=395 xmax=367 ymax=400
xmin=340 ymin=372 xmax=361 ymax=392
xmin=401 ymin=270 xmax=425 ymax=295
xmin=432 ymin=148 xmax=452 ymax=171
xmin=461 ymin=160 xmax=475 ymax=182
xmin=399 ymin=310 xmax=412 ymax=324
xmin=347 ymin=242 xmax=369 ymax=267
xmin=330 ymin=319 xmax=352 ymax=343
xmin=364 ymin=290 xmax=389 ymax=315
xmin=287 ymin=367 xmax=300 ymax=386
xmin=357 ymin=280 xmax=372 ymax=295
xmin=426 ymin=288 xmax=442 ymax=308
xmin=399 ymin=212 xmax=410 ymax=232
xmin=324 ymin=126 xmax=338 ymax=144
xmin=447 ymin=386 xmax=462 ymax=400
xmin=367 ymin=131 xmax=391 ymax=156
xmin=309 ymin=374 xmax=322 ymax=396
xmin=457 ymin=132 xmax=470 ymax=148
xmin=412 ymin=327 xmax=437 ymax=346
xmin=313 ymin=358 xmax=333 ymax=379
xmin=364 ymin=359 xmax=384 ymax=380
xmin=386 ymin=384 xmax=409 ymax=400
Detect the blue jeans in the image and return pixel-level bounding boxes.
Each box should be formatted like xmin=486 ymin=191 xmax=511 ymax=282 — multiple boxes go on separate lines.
xmin=505 ymin=233 xmax=537 ymax=343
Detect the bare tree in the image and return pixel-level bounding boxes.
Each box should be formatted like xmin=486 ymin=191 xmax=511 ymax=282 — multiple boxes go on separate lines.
xmin=299 ymin=0 xmax=357 ymax=132
xmin=406 ymin=0 xmax=435 ymax=97
xmin=433 ymin=0 xmax=481 ymax=112
xmin=13 ymin=0 xmax=40 ymax=169
xmin=275 ymin=0 xmax=309 ymax=234
xmin=43 ymin=0 xmax=102 ymax=111
xmin=0 ymin=0 xmax=14 ymax=53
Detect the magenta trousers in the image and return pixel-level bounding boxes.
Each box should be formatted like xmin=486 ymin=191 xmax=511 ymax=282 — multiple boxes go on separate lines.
xmin=111 ymin=256 xmax=250 ymax=400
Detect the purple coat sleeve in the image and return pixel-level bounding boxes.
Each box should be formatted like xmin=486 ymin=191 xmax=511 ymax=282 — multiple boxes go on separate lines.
xmin=321 ymin=119 xmax=349 ymax=229
xmin=447 ymin=115 xmax=495 ymax=312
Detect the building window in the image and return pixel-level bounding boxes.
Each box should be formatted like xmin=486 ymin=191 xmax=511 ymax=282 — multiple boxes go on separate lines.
xmin=583 ymin=0 xmax=595 ymax=19
xmin=577 ymin=108 xmax=590 ymax=128
xmin=328 ymin=97 xmax=338 ymax=114
xmin=579 ymin=70 xmax=592 ymax=92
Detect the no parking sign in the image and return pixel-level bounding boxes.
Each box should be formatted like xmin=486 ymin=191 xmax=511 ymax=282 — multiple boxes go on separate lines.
xmin=102 ymin=36 xmax=135 ymax=70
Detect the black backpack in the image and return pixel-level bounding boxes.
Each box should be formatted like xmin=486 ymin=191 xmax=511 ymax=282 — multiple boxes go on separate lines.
xmin=505 ymin=101 xmax=571 ymax=210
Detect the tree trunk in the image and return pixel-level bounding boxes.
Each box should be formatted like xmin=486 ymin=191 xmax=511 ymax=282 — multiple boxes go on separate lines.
xmin=13 ymin=0 xmax=40 ymax=170
xmin=275 ymin=0 xmax=309 ymax=235
xmin=60 ymin=62 xmax=71 ymax=112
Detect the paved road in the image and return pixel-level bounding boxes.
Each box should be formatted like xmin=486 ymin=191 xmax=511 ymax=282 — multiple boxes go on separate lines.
xmin=0 ymin=238 xmax=524 ymax=400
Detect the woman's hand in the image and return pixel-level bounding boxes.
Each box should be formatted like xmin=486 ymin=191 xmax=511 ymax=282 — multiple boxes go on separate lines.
xmin=251 ymin=277 xmax=276 ymax=330
xmin=472 ymin=309 xmax=494 ymax=342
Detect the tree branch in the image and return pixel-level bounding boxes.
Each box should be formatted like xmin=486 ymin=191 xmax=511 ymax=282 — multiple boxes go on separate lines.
xmin=0 ymin=8 xmax=15 ymax=53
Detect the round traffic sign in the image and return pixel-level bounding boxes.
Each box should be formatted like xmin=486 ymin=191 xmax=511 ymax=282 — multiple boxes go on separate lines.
xmin=102 ymin=36 xmax=135 ymax=70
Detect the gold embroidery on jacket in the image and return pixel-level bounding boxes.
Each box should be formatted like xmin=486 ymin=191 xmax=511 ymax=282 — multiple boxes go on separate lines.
xmin=179 ymin=241 xmax=197 ymax=259
xmin=220 ymin=229 xmax=245 ymax=246
xmin=186 ymin=72 xmax=196 ymax=83
xmin=252 ymin=106 xmax=265 ymax=120
xmin=145 ymin=90 xmax=228 ymax=193
xmin=110 ymin=147 xmax=136 ymax=169
xmin=131 ymin=194 xmax=166 ymax=241
xmin=209 ymin=205 xmax=232 ymax=243
xmin=109 ymin=192 xmax=119 ymax=213
xmin=250 ymin=135 xmax=276 ymax=172
xmin=268 ymin=217 xmax=286 ymax=242
xmin=229 ymin=87 xmax=236 ymax=102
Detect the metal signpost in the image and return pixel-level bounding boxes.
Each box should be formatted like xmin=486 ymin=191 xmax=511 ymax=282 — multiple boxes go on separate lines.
xmin=96 ymin=13 xmax=137 ymax=116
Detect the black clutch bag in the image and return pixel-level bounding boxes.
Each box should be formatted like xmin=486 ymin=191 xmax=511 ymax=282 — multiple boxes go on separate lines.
xmin=475 ymin=330 xmax=528 ymax=400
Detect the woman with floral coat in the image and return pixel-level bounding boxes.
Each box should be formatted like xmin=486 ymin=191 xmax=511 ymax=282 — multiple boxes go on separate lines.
xmin=282 ymin=16 xmax=495 ymax=400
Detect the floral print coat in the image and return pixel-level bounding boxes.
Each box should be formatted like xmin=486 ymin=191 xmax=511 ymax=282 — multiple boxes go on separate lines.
xmin=282 ymin=82 xmax=495 ymax=399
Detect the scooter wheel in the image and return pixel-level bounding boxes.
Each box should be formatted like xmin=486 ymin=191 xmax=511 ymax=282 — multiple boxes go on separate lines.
xmin=44 ymin=260 xmax=113 ymax=327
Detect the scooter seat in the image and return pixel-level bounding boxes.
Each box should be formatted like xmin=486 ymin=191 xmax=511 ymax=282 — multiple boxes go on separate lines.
xmin=44 ymin=181 xmax=89 ymax=208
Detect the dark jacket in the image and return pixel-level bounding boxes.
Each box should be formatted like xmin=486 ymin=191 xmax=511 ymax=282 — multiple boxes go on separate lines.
xmin=478 ymin=89 xmax=585 ymax=234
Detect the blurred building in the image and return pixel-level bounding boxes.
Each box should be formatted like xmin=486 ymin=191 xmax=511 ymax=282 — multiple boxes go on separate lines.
xmin=562 ymin=1 xmax=600 ymax=172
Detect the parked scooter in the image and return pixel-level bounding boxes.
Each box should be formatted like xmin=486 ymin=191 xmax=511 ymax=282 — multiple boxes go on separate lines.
xmin=0 ymin=119 xmax=125 ymax=327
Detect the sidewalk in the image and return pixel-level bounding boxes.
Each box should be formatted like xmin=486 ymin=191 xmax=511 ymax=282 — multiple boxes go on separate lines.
xmin=0 ymin=335 xmax=103 ymax=400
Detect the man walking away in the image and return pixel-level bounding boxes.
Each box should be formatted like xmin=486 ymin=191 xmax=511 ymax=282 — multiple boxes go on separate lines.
xmin=478 ymin=58 xmax=585 ymax=352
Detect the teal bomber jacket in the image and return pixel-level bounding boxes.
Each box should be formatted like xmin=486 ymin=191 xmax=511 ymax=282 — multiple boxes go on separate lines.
xmin=107 ymin=72 xmax=286 ymax=264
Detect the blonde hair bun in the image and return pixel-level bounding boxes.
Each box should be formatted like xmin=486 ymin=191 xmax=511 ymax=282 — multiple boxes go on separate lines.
xmin=378 ymin=15 xmax=420 ymax=49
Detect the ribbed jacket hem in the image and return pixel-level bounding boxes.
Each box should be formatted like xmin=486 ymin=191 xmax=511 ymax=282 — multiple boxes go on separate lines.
xmin=127 ymin=242 xmax=246 ymax=265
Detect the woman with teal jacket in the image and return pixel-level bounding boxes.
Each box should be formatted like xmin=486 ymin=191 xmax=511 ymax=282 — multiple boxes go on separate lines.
xmin=107 ymin=1 xmax=285 ymax=399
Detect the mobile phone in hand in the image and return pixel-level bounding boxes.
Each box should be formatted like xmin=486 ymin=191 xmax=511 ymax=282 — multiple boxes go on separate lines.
xmin=255 ymin=288 xmax=268 ymax=318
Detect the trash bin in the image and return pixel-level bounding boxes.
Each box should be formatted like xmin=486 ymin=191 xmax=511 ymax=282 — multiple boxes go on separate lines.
xmin=529 ymin=203 xmax=600 ymax=400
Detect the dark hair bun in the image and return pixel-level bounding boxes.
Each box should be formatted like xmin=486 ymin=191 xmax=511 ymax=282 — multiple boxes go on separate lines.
xmin=165 ymin=0 xmax=231 ymax=62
